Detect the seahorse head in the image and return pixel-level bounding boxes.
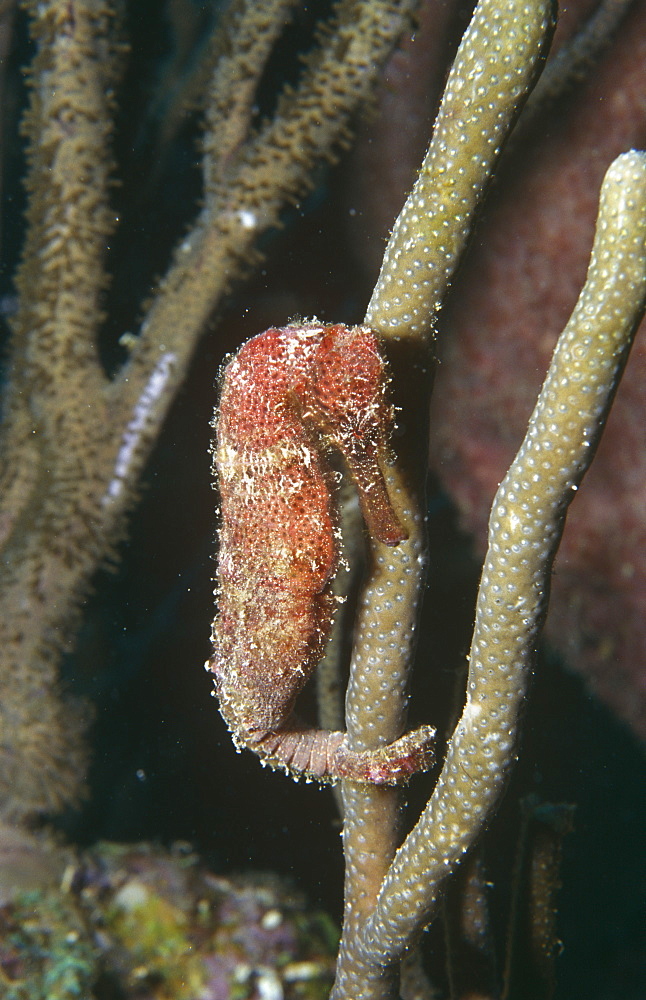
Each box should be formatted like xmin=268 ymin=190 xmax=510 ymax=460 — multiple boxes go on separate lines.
xmin=293 ymin=323 xmax=407 ymax=545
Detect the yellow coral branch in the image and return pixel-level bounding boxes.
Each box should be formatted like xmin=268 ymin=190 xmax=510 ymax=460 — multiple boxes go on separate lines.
xmin=335 ymin=0 xmax=555 ymax=994
xmin=0 ymin=0 xmax=422 ymax=823
xmin=366 ymin=0 xmax=555 ymax=341
xmin=359 ymin=149 xmax=646 ymax=978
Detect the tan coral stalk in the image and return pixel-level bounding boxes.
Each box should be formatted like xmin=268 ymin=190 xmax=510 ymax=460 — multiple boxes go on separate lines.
xmin=358 ymin=150 xmax=646 ymax=976
xmin=334 ymin=0 xmax=555 ymax=994
xmin=0 ymin=0 xmax=419 ymax=822
xmin=366 ymin=0 xmax=555 ymax=341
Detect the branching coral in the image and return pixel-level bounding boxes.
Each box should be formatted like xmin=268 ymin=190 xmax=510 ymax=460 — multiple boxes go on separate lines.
xmin=0 ymin=0 xmax=418 ymax=823
xmin=206 ymin=0 xmax=646 ymax=997
xmin=1 ymin=0 xmax=644 ymax=996
xmin=335 ymin=149 xmax=646 ymax=999
xmin=413 ymin=0 xmax=646 ymax=740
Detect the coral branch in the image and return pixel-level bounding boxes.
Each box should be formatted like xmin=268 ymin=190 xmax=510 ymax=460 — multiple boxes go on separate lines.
xmin=0 ymin=0 xmax=119 ymax=820
xmin=365 ymin=0 xmax=555 ymax=341
xmin=0 ymin=0 xmax=417 ymax=822
xmin=357 ymin=149 xmax=646 ymax=975
xmin=334 ymin=0 xmax=556 ymax=994
xmin=202 ymin=0 xmax=301 ymax=197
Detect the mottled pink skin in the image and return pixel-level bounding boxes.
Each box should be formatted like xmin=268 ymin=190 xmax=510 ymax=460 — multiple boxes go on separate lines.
xmin=212 ymin=324 xmax=338 ymax=735
xmin=210 ymin=322 xmax=433 ymax=782
xmin=349 ymin=0 xmax=646 ymax=739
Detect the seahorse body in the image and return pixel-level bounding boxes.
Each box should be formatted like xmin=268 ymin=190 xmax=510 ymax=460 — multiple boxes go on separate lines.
xmin=208 ymin=322 xmax=434 ymax=782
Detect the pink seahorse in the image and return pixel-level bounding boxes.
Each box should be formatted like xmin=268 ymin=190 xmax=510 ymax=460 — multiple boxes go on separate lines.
xmin=207 ymin=321 xmax=434 ymax=783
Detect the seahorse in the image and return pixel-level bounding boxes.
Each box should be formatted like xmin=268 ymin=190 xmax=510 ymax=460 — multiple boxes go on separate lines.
xmin=206 ymin=321 xmax=434 ymax=782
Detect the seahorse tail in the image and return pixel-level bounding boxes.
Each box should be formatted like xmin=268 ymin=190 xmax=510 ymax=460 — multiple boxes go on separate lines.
xmin=251 ymin=723 xmax=435 ymax=784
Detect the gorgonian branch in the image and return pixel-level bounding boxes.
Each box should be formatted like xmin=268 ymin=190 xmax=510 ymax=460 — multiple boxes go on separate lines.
xmin=334 ymin=0 xmax=555 ymax=994
xmin=354 ymin=150 xmax=646 ymax=990
xmin=0 ymin=0 xmax=417 ymax=823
